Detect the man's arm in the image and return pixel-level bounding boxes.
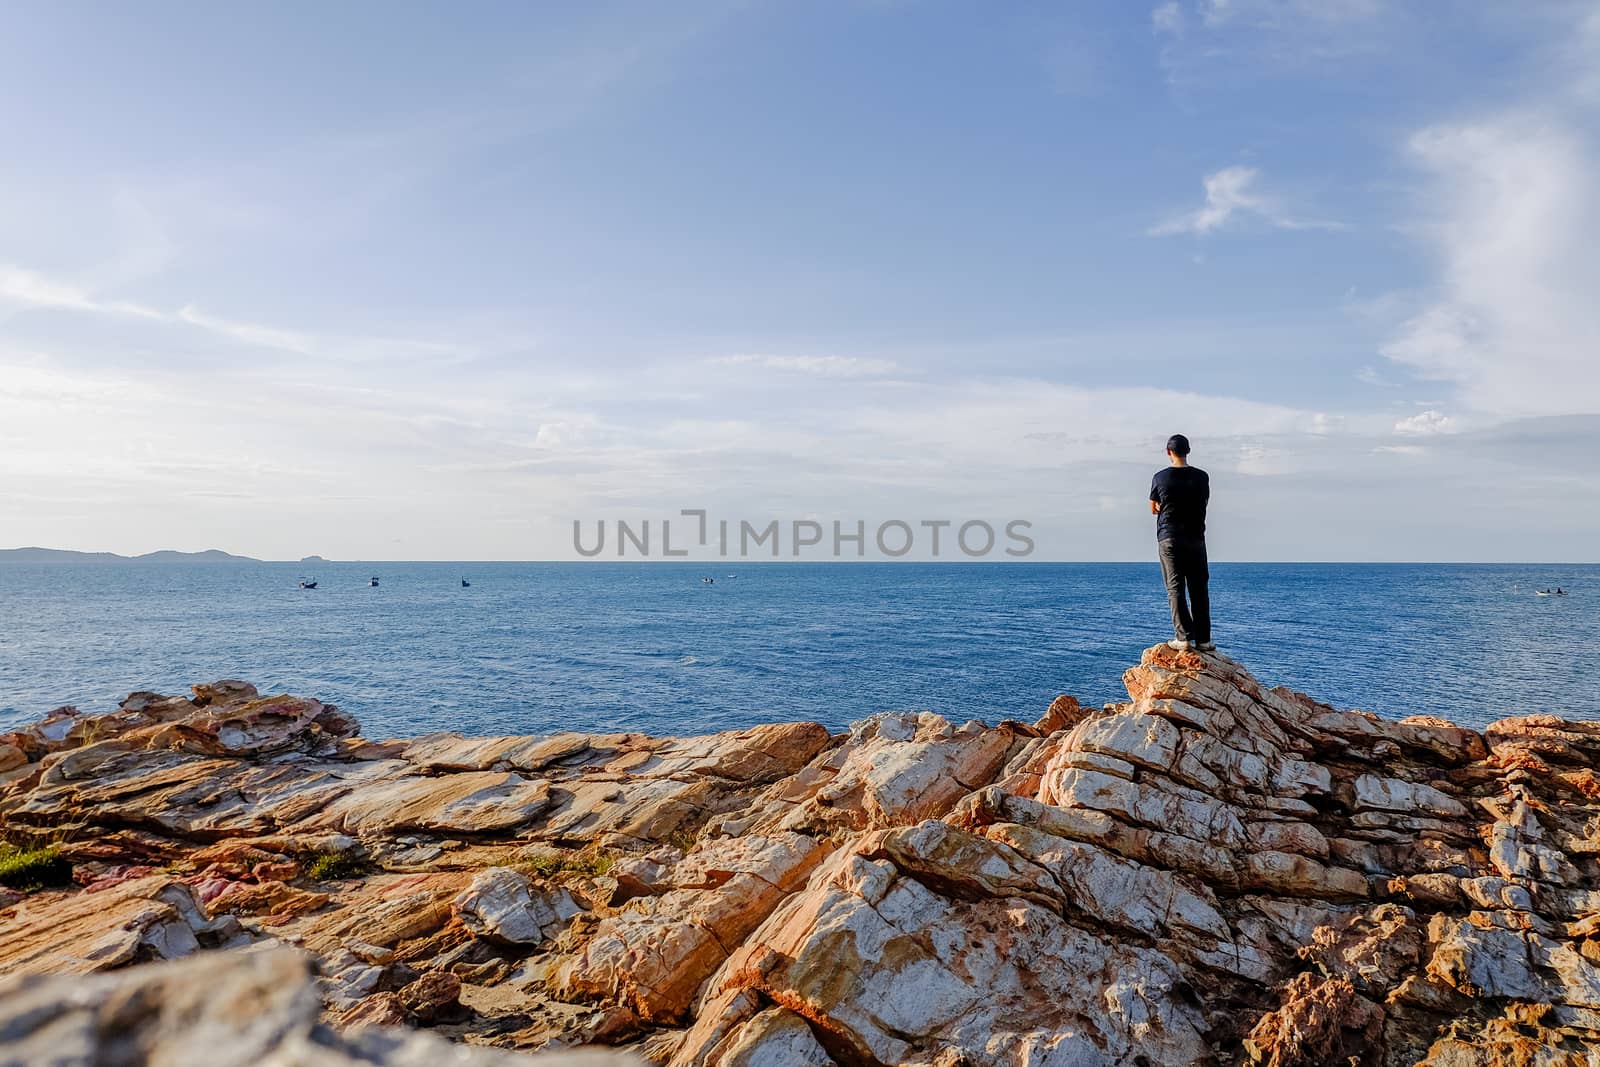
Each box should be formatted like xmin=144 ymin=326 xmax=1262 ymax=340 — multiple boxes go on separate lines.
xmin=1150 ymin=478 xmax=1161 ymax=514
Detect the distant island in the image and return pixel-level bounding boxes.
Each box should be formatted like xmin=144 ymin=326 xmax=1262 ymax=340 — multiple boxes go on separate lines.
xmin=0 ymin=547 xmax=264 ymax=564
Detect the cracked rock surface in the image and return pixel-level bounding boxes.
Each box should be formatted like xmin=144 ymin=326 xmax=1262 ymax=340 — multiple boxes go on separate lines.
xmin=4 ymin=645 xmax=1600 ymax=1065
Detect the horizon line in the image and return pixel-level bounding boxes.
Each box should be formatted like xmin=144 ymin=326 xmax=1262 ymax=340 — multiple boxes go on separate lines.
xmin=1 ymin=548 xmax=1594 ymax=567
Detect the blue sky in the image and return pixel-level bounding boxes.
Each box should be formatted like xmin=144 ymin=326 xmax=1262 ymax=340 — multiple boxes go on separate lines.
xmin=2 ymin=1 xmax=1597 ymax=560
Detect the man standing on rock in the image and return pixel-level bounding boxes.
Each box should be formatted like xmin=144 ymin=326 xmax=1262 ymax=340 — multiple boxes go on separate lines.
xmin=1149 ymin=434 xmax=1214 ymax=652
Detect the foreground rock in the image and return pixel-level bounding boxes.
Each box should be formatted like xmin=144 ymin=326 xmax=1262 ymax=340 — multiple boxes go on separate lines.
xmin=0 ymin=944 xmax=631 ymax=1065
xmin=3 ymin=647 xmax=1600 ymax=1064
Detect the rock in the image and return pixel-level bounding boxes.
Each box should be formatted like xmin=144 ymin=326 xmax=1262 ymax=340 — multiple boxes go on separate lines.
xmin=7 ymin=648 xmax=1600 ymax=1064
xmin=1034 ymin=693 xmax=1087 ymax=734
xmin=1353 ymin=773 xmax=1469 ymax=819
xmin=76 ymin=863 xmax=158 ymax=892
xmin=678 ymin=842 xmax=1212 ymax=1066
xmin=0 ymin=741 xmax=26 ymax=773
xmin=0 ymin=945 xmax=637 ymax=1064
xmin=191 ymin=679 xmax=261 ymax=705
xmin=205 ymin=879 xmax=331 ymax=923
xmin=703 ymin=1005 xmax=835 ymax=1065
xmin=550 ymin=831 xmax=832 ymax=1022
xmin=189 ymin=839 xmax=303 ymax=881
xmin=0 ymin=875 xmax=242 ymax=975
xmin=453 ymin=866 xmax=580 ymax=946
xmin=1242 ymin=972 xmax=1383 ymax=1067
xmin=305 ymin=771 xmax=557 ymax=836
xmin=293 ymin=874 xmax=467 ymax=954
xmin=1300 ymin=904 xmax=1423 ymax=994
xmin=724 ymin=711 xmax=1014 ymax=837
xmin=335 ymin=989 xmax=409 ymax=1029
xmin=399 ymin=969 xmax=463 ymax=1023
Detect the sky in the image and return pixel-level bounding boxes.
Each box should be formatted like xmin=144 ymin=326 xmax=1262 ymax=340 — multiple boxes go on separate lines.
xmin=1 ymin=0 xmax=1598 ymax=562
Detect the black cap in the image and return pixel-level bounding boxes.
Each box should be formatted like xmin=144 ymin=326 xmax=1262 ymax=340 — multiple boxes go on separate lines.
xmin=1165 ymin=434 xmax=1191 ymax=456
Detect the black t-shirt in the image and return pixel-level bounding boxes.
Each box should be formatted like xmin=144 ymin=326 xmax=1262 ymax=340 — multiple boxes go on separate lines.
xmin=1150 ymin=466 xmax=1209 ymax=542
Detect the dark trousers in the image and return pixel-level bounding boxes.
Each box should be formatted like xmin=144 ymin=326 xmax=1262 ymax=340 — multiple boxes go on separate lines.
xmin=1158 ymin=537 xmax=1210 ymax=643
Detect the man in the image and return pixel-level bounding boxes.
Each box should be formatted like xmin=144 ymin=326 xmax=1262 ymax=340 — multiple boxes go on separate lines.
xmin=1149 ymin=434 xmax=1214 ymax=652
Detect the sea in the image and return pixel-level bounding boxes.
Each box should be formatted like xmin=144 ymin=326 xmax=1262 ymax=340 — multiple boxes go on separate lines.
xmin=0 ymin=562 xmax=1593 ymax=739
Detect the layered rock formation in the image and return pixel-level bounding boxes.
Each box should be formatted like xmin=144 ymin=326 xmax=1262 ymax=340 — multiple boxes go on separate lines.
xmin=3 ymin=647 xmax=1599 ymax=1065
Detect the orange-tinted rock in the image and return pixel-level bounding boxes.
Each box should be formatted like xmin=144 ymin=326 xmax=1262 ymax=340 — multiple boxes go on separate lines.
xmin=1035 ymin=693 xmax=1088 ymax=734
xmin=552 ymin=833 xmax=830 ymax=1023
xmin=0 ymin=742 xmax=26 ymax=774
xmin=335 ymin=989 xmax=409 ymax=1029
xmin=400 ymin=969 xmax=463 ymax=1023
xmin=1243 ymin=973 xmax=1383 ymax=1067
xmin=204 ymin=879 xmax=330 ymax=923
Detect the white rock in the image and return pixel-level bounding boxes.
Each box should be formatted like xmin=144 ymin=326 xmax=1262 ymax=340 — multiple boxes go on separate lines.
xmin=453 ymin=867 xmax=578 ymax=947
xmin=1352 ymin=774 xmax=1468 ymax=819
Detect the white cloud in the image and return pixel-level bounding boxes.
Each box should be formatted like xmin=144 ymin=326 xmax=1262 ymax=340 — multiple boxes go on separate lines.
xmin=708 ymin=354 xmax=902 ymax=378
xmin=1371 ymin=3 xmax=1600 ymax=418
xmin=1393 ymin=410 xmax=1455 ymax=436
xmin=1149 ymin=166 xmax=1344 ymax=236
xmin=1235 ymin=443 xmax=1287 ymax=476
xmin=0 ymin=266 xmax=97 ymax=313
xmin=840 ymin=378 xmax=1321 ymax=477
xmin=532 ymin=420 xmax=589 ymax=450
xmin=1379 ymin=114 xmax=1600 ymax=415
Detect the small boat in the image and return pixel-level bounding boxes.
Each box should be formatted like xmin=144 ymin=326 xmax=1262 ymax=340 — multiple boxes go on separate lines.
xmin=1537 ymin=591 xmax=1552 ymax=597
xmin=702 ymin=577 xmax=715 ymax=584
xmin=369 ymin=577 xmax=380 ymax=587
xmin=298 ymin=578 xmax=318 ymax=590
xmin=461 ymin=578 xmax=471 ymax=588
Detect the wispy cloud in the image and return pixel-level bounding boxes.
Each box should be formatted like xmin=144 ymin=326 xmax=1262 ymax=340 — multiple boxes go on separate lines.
xmin=0 ymin=265 xmax=164 ymax=320
xmin=708 ymin=354 xmax=903 ymax=379
xmin=1155 ymin=0 xmax=1396 ymax=86
xmin=1393 ymin=409 xmax=1455 ymax=435
xmin=175 ymin=305 xmax=318 ymax=355
xmin=0 ymin=262 xmax=465 ymax=365
xmin=1149 ymin=166 xmax=1344 ymax=236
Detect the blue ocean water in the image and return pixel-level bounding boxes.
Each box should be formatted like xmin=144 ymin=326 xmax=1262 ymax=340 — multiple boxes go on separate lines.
xmin=0 ymin=562 xmax=1593 ymax=738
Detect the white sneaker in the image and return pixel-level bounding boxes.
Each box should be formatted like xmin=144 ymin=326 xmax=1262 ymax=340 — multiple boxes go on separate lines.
xmin=1197 ymin=641 xmax=1217 ymax=652
xmin=1166 ymin=639 xmax=1191 ymax=650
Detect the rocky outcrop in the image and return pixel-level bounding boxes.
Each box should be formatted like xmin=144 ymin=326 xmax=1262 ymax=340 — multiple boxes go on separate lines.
xmin=4 ymin=646 xmax=1600 ymax=1064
